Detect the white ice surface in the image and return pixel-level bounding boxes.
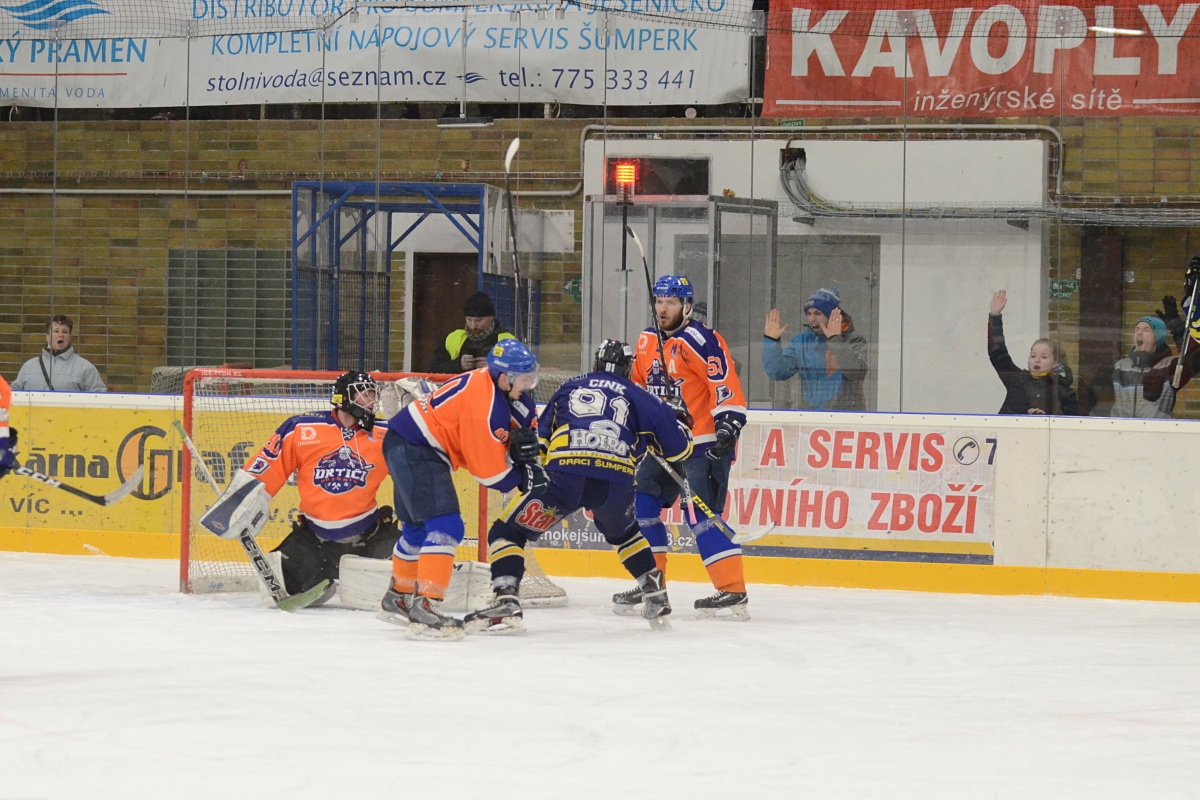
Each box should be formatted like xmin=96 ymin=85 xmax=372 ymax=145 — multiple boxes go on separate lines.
xmin=3 ymin=552 xmax=1200 ymax=800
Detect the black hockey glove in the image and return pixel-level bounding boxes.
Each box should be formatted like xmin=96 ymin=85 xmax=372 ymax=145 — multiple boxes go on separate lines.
xmin=519 ymin=463 xmax=550 ymax=495
xmin=1157 ymin=295 xmax=1186 ymax=339
xmin=508 ymin=426 xmax=541 ymax=467
xmin=707 ymin=415 xmax=744 ymax=461
xmin=0 ymin=428 xmax=16 ymax=478
xmin=663 ymin=394 xmax=694 ymax=429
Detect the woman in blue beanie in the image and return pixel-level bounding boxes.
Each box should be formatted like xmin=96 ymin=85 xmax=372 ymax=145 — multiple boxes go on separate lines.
xmin=762 ymin=287 xmax=869 ymax=410
xmin=988 ymin=290 xmax=1079 ymax=415
xmin=1108 ymin=301 xmax=1194 ymax=418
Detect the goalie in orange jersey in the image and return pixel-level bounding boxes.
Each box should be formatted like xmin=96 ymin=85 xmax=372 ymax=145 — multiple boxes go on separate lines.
xmin=0 ymin=376 xmax=14 ymax=480
xmin=200 ymin=372 xmax=398 ymax=605
xmin=378 ymin=338 xmax=543 ymax=641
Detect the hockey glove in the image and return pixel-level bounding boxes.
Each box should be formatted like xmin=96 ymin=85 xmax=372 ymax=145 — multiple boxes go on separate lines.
xmin=0 ymin=428 xmax=16 ymax=478
xmin=507 ymin=426 xmax=542 ymax=467
xmin=707 ymin=415 xmax=745 ymax=461
xmin=1157 ymin=296 xmax=1186 ymax=340
xmin=663 ymin=394 xmax=694 ymax=430
xmin=519 ymin=463 xmax=550 ymax=495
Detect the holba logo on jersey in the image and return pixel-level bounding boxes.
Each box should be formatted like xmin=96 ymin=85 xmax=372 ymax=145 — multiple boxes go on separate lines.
xmin=312 ymin=445 xmax=375 ymax=494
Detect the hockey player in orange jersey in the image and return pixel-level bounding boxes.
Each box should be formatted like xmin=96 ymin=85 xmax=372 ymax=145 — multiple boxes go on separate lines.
xmin=378 ymin=338 xmax=544 ymax=641
xmin=620 ymin=275 xmax=751 ymax=619
xmin=200 ymin=372 xmax=397 ymax=605
xmin=0 ymin=376 xmax=14 ymax=480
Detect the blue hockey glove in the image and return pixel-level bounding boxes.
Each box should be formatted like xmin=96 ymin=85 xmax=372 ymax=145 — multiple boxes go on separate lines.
xmin=707 ymin=416 xmax=744 ymax=461
xmin=0 ymin=428 xmax=17 ymax=479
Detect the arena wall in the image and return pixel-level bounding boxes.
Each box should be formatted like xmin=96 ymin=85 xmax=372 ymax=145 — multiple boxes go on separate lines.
xmin=4 ymin=391 xmax=1198 ymax=602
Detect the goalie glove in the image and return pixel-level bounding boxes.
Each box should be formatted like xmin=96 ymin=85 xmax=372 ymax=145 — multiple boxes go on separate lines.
xmin=707 ymin=415 xmax=745 ymax=461
xmin=519 ymin=463 xmax=550 ymax=495
xmin=508 ymin=426 xmax=542 ymax=467
xmin=199 ymin=469 xmax=271 ymax=540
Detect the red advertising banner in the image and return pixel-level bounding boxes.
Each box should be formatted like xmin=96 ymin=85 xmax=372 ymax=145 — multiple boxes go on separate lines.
xmin=764 ymin=0 xmax=1200 ymax=117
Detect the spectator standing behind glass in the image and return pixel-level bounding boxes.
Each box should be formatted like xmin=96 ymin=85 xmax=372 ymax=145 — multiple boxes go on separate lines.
xmin=11 ymin=315 xmax=107 ymax=392
xmin=988 ymin=291 xmax=1078 ymax=415
xmin=762 ymin=287 xmax=868 ymax=410
xmin=1107 ymin=287 xmax=1198 ymax=418
xmin=427 ymin=291 xmax=515 ymax=374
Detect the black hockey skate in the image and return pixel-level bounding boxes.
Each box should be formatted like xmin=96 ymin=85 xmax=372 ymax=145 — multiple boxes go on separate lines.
xmin=406 ymin=595 xmax=465 ymax=641
xmin=637 ymin=569 xmax=671 ymax=631
xmin=464 ymin=593 xmax=526 ymax=635
xmin=611 ymin=584 xmax=643 ymax=616
xmin=694 ymin=590 xmax=749 ymax=621
xmin=377 ymin=586 xmax=414 ymax=626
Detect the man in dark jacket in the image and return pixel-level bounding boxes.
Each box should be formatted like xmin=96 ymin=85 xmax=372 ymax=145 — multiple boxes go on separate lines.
xmin=428 ymin=291 xmax=514 ymax=374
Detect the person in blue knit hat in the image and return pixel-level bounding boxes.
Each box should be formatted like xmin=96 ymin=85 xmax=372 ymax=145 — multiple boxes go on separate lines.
xmin=762 ymin=287 xmax=869 ymax=410
xmin=1107 ymin=293 xmax=1199 ymax=418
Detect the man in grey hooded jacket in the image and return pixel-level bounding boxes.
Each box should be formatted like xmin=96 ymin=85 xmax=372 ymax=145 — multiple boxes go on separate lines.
xmin=12 ymin=315 xmax=107 ymax=392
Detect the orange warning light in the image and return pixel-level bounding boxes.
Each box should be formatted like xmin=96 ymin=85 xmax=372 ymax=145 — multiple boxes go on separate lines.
xmin=615 ymin=163 xmax=637 ymax=187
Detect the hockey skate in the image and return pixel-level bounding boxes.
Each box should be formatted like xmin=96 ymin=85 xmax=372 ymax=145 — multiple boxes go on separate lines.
xmin=611 ymin=584 xmax=643 ymax=616
xmin=637 ymin=569 xmax=671 ymax=631
xmin=406 ymin=595 xmax=466 ymax=641
xmin=376 ymin=586 xmax=414 ymax=626
xmin=694 ymin=590 xmax=750 ymax=621
xmin=464 ymin=593 xmax=526 ymax=635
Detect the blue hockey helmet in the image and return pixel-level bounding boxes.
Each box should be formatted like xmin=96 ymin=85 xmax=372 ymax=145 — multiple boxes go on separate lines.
xmin=487 ymin=338 xmax=540 ymax=390
xmin=652 ymin=275 xmax=694 ymax=302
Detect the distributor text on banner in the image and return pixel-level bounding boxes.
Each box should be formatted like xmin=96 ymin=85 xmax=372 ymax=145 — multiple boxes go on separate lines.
xmin=764 ymin=0 xmax=1200 ymax=117
xmin=0 ymin=4 xmax=750 ymax=107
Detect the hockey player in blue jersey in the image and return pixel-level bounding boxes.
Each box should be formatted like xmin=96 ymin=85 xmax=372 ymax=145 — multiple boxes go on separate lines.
xmin=464 ymin=339 xmax=694 ymax=634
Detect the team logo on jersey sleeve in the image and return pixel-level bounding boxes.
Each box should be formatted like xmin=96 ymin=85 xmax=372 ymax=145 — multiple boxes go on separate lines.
xmin=312 ymin=445 xmax=375 ymax=494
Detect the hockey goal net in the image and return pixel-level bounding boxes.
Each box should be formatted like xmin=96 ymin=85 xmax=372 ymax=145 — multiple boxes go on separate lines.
xmin=179 ymin=368 xmax=566 ymax=606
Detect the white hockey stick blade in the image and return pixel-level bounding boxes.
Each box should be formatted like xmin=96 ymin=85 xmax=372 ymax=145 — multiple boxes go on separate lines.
xmin=732 ymin=523 xmax=776 ymax=545
xmin=626 ymin=225 xmax=647 ymax=260
xmin=103 ymin=464 xmax=145 ymax=505
xmin=504 ymin=137 xmax=520 ymax=173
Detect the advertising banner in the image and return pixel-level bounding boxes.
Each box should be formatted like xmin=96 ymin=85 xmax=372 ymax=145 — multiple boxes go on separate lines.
xmin=764 ymin=0 xmax=1200 ymax=117
xmin=0 ymin=3 xmax=750 ymax=107
xmin=541 ymin=418 xmax=997 ymax=564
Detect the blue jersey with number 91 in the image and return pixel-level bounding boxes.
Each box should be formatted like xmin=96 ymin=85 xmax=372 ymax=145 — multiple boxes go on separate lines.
xmin=538 ymin=372 xmax=692 ymax=484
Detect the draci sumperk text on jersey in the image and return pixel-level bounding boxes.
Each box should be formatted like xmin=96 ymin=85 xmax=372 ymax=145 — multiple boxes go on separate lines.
xmin=243 ymin=410 xmax=388 ymax=540
xmin=631 ymin=320 xmax=747 ymax=450
xmin=540 ymin=372 xmax=693 ymax=483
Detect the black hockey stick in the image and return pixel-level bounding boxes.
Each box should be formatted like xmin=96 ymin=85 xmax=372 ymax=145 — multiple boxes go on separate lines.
xmin=1173 ymin=268 xmax=1200 ymax=389
xmin=13 ymin=463 xmax=144 ymax=507
xmin=646 ymin=451 xmax=771 ymax=545
xmin=173 ymin=420 xmax=327 ymax=612
xmin=626 ymin=225 xmax=672 ymax=380
xmin=503 ymin=137 xmax=525 ymax=343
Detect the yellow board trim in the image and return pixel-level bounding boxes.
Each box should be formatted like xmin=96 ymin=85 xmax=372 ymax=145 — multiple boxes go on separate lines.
xmin=4 ymin=529 xmax=1200 ymax=603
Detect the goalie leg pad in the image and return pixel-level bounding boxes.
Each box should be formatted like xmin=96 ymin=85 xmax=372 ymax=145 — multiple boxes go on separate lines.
xmin=199 ymin=469 xmax=270 ymax=540
xmin=338 ymin=554 xmax=394 ymax=611
xmin=275 ymin=518 xmax=336 ymax=596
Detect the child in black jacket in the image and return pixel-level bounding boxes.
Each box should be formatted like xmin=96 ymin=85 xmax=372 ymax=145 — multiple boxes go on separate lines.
xmin=987 ymin=290 xmax=1079 ymax=416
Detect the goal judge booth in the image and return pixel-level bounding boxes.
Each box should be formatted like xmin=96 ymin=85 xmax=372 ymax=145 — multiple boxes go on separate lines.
xmin=379 ymin=338 xmax=543 ymax=641
xmin=198 ymin=372 xmax=398 ymax=605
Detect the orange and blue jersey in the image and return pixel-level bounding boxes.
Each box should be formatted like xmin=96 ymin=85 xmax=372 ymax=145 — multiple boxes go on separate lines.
xmin=631 ymin=320 xmax=747 ymax=453
xmin=388 ymin=367 xmax=537 ymax=493
xmin=540 ymin=372 xmax=692 ymax=484
xmin=243 ymin=410 xmax=388 ymax=541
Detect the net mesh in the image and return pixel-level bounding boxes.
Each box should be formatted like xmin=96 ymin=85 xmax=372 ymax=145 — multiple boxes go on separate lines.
xmin=181 ymin=368 xmax=567 ymax=605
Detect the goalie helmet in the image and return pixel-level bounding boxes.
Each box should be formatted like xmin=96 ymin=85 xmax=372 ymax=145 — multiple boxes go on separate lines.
xmin=487 ymin=339 xmax=539 ymax=390
xmin=593 ymin=339 xmax=634 ymax=378
xmin=331 ymin=371 xmax=379 ymax=431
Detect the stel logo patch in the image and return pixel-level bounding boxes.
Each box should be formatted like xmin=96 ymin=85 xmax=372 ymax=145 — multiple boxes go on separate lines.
xmin=716 ymin=385 xmax=733 ymax=404
xmin=312 ymin=445 xmax=375 ymax=494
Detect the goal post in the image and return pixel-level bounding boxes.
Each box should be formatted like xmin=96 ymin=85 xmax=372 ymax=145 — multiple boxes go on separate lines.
xmin=178 ymin=367 xmax=563 ymax=604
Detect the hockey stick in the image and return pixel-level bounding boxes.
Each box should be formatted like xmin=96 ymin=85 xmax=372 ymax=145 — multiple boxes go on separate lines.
xmin=503 ymin=137 xmax=525 ymax=343
xmin=13 ymin=463 xmax=144 ymax=507
xmin=1173 ymin=271 xmax=1200 ymax=389
xmin=172 ymin=420 xmax=328 ymax=612
xmin=647 ymin=451 xmax=772 ymax=546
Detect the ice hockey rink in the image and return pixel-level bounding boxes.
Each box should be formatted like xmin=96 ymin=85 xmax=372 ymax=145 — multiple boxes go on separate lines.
xmin=4 ymin=552 xmax=1200 ymax=800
